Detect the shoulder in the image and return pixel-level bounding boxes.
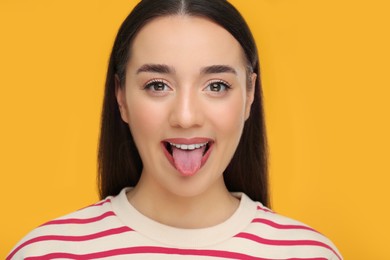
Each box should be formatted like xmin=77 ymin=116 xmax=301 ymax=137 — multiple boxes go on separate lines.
xmin=239 ymin=195 xmax=343 ymax=259
xmin=6 ymin=197 xmax=124 ymax=259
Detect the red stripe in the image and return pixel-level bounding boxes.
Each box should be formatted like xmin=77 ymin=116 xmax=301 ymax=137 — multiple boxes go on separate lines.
xmin=75 ymin=199 xmax=112 ymax=211
xmin=7 ymin=226 xmax=132 ymax=260
xmin=257 ymin=205 xmax=273 ymax=213
xmin=23 ymin=246 xmax=328 ymax=260
xmin=252 ymin=218 xmax=319 ymax=233
xmin=42 ymin=211 xmax=116 ymax=226
xmin=235 ymin=232 xmax=342 ymax=260
xmin=92 ymin=199 xmax=111 ymax=207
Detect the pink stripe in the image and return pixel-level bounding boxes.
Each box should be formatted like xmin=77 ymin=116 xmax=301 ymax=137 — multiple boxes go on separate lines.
xmin=235 ymin=232 xmax=342 ymax=260
xmin=257 ymin=205 xmax=273 ymax=213
xmin=252 ymin=218 xmax=319 ymax=233
xmin=23 ymin=246 xmax=327 ymax=260
xmin=75 ymin=199 xmax=112 ymax=211
xmin=92 ymin=199 xmax=111 ymax=207
xmin=7 ymin=226 xmax=132 ymax=260
xmin=42 ymin=211 xmax=116 ymax=226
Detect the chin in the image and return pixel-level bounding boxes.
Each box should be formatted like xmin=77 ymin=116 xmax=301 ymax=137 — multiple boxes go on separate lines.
xmin=164 ymin=169 xmax=225 ymax=198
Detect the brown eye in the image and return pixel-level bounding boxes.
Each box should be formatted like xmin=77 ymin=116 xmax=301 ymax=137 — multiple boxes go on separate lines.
xmin=205 ymin=81 xmax=231 ymax=92
xmin=145 ymin=81 xmax=169 ymax=91
xmin=211 ymin=83 xmax=222 ymax=91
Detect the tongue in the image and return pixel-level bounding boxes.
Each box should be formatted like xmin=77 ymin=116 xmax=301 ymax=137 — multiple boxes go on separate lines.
xmin=172 ymin=146 xmax=206 ymax=176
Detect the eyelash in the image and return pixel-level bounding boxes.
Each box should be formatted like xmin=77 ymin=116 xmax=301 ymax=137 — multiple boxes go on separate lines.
xmin=204 ymin=80 xmax=232 ymax=93
xmin=143 ymin=79 xmax=171 ymax=93
xmin=142 ymin=78 xmax=232 ymax=96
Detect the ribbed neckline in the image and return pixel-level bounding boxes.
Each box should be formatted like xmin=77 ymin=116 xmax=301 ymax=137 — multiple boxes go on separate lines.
xmin=111 ymin=187 xmax=258 ymax=248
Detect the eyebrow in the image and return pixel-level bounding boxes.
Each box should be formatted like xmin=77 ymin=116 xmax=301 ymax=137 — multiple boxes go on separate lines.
xmin=136 ymin=64 xmax=175 ymax=74
xmin=136 ymin=64 xmax=237 ymax=75
xmin=201 ymin=65 xmax=237 ymax=75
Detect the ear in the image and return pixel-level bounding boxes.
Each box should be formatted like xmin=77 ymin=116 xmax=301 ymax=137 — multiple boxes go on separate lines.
xmin=245 ymin=73 xmax=257 ymax=120
xmin=115 ymin=75 xmax=129 ymax=123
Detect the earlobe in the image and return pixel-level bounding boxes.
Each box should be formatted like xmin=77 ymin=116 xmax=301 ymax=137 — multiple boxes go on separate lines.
xmin=115 ymin=75 xmax=129 ymax=123
xmin=245 ymin=73 xmax=257 ymax=120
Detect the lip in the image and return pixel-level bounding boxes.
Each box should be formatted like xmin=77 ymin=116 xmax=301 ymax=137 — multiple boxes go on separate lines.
xmin=161 ymin=137 xmax=214 ymax=176
xmin=163 ymin=137 xmax=213 ymax=145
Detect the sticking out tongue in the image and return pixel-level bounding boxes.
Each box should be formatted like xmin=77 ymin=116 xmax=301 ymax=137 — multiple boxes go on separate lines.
xmin=172 ymin=145 xmax=206 ymax=176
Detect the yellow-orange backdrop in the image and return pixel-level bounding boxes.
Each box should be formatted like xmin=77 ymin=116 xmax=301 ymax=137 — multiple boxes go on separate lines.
xmin=1 ymin=0 xmax=389 ymax=258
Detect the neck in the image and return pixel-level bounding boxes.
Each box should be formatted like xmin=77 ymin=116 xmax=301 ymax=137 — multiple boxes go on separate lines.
xmin=126 ymin=175 xmax=239 ymax=229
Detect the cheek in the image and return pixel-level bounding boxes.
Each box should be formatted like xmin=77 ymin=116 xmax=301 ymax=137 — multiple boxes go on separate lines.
xmin=206 ymin=95 xmax=246 ymax=136
xmin=126 ymin=98 xmax=166 ymax=144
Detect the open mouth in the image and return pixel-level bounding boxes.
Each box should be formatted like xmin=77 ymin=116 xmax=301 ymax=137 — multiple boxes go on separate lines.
xmin=162 ymin=139 xmax=214 ymax=176
xmin=164 ymin=141 xmax=211 ymax=156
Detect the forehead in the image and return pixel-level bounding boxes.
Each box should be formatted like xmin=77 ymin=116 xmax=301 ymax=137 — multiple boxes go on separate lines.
xmin=128 ymin=15 xmax=246 ymax=71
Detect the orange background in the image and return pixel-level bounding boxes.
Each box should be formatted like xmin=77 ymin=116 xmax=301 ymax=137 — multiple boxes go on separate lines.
xmin=1 ymin=1 xmax=389 ymax=258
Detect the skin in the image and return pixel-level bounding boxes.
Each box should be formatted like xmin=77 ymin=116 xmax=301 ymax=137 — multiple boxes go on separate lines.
xmin=116 ymin=15 xmax=256 ymax=228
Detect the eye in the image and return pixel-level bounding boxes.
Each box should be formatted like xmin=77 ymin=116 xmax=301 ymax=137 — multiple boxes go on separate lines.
xmin=204 ymin=80 xmax=231 ymax=95
xmin=144 ymin=79 xmax=172 ymax=95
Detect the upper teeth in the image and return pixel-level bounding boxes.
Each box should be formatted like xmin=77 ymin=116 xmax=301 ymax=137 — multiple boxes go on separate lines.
xmin=169 ymin=142 xmax=208 ymax=150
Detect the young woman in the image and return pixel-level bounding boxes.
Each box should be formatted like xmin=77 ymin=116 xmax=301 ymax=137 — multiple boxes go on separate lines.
xmin=8 ymin=0 xmax=342 ymax=259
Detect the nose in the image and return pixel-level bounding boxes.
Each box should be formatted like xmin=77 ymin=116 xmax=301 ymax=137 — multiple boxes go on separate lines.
xmin=168 ymin=88 xmax=203 ymax=129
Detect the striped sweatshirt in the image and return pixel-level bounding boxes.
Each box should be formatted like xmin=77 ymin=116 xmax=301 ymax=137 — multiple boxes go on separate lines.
xmin=7 ymin=188 xmax=342 ymax=259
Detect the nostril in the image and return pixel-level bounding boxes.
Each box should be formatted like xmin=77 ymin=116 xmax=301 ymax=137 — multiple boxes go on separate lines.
xmin=168 ymin=96 xmax=204 ymax=129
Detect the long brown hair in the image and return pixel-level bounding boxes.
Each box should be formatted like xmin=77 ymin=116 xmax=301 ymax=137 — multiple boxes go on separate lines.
xmin=98 ymin=0 xmax=269 ymax=207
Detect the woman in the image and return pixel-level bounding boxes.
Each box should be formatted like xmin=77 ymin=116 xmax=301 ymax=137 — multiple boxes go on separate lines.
xmin=8 ymin=0 xmax=342 ymax=259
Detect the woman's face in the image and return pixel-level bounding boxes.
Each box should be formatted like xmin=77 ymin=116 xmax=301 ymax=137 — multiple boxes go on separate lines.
xmin=117 ymin=15 xmax=255 ymax=197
